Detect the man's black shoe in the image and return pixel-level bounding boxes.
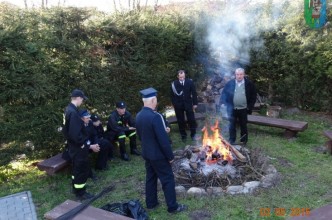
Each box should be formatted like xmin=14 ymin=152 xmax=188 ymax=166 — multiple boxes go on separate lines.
xmin=90 ymin=172 xmax=99 ymax=182
xmin=147 ymin=203 xmax=160 ymax=210
xmin=76 ymin=192 xmax=94 ymax=201
xmin=130 ymin=149 xmax=141 ymax=156
xmin=121 ymin=153 xmax=130 ymax=161
xmin=169 ymin=204 xmax=187 ymax=214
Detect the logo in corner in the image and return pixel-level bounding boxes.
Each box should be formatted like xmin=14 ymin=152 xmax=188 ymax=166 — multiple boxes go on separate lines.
xmin=304 ymin=0 xmax=327 ymax=28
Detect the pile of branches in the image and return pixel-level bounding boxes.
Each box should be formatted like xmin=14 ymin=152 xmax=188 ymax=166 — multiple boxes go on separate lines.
xmin=172 ymin=147 xmax=267 ymax=189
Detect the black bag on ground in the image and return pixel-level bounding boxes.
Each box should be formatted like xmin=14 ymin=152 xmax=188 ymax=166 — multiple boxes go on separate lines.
xmin=100 ymin=199 xmax=148 ymax=220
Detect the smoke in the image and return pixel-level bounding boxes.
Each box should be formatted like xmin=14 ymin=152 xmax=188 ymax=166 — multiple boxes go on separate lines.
xmin=205 ymin=0 xmax=293 ymax=77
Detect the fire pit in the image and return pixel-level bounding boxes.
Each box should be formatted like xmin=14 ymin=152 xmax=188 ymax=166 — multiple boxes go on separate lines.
xmin=172 ymin=121 xmax=281 ymax=196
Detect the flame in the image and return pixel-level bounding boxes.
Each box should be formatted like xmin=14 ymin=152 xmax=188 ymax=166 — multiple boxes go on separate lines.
xmin=201 ymin=120 xmax=233 ymax=163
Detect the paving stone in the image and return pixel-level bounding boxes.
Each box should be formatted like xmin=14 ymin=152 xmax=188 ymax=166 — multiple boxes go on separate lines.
xmin=0 ymin=191 xmax=37 ymax=220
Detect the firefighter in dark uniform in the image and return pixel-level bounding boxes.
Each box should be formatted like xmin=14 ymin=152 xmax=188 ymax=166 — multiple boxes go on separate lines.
xmin=63 ymin=89 xmax=97 ymax=200
xmin=170 ymin=69 xmax=198 ymax=141
xmin=91 ymin=113 xmax=114 ymax=161
xmin=136 ymin=87 xmax=187 ymax=213
xmin=79 ymin=110 xmax=111 ymax=171
xmin=106 ymin=101 xmax=140 ymax=161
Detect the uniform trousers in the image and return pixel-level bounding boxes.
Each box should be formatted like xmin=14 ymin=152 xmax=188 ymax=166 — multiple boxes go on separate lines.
xmin=69 ymin=146 xmax=90 ymax=196
xmin=144 ymin=159 xmax=178 ymax=212
xmin=174 ymin=107 xmax=197 ymax=139
xmin=109 ymin=130 xmax=136 ymax=155
xmin=94 ymin=139 xmax=112 ymax=169
xmin=229 ymin=108 xmax=248 ymax=144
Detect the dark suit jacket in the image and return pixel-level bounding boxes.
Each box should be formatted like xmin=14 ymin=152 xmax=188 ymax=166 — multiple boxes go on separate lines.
xmin=170 ymin=79 xmax=198 ymax=111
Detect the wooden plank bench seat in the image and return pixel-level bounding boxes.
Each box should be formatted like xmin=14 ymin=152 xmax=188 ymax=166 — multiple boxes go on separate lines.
xmin=44 ymin=199 xmax=133 ymax=220
xmin=289 ymin=203 xmax=332 ymax=220
xmin=37 ymin=153 xmax=69 ymax=175
xmin=247 ymin=115 xmax=308 ymax=138
xmin=323 ymin=130 xmax=332 ymax=154
xmin=167 ymin=112 xmax=205 ymax=124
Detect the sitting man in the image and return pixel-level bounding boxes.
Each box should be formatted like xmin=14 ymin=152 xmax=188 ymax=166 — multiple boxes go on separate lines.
xmin=90 ymin=114 xmax=114 ymax=161
xmin=106 ymin=101 xmax=140 ymax=161
xmin=80 ymin=109 xmax=110 ymax=170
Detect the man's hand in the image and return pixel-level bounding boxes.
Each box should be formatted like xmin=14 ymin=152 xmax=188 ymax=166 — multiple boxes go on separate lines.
xmin=90 ymin=144 xmax=100 ymax=152
xmin=166 ymin=127 xmax=171 ymax=133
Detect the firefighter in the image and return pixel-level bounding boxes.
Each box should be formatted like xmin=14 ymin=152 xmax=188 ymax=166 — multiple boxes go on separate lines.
xmin=79 ymin=110 xmax=111 ymax=171
xmin=90 ymin=113 xmax=114 ymax=163
xmin=63 ymin=89 xmax=97 ymax=200
xmin=106 ymin=101 xmax=141 ymax=161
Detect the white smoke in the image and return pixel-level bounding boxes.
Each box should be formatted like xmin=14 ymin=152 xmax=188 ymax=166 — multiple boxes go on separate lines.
xmin=205 ymin=0 xmax=299 ymax=76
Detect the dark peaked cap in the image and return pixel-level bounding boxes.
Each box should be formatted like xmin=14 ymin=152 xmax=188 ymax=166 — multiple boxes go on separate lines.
xmin=139 ymin=87 xmax=157 ymax=98
xmin=71 ymin=89 xmax=88 ymax=100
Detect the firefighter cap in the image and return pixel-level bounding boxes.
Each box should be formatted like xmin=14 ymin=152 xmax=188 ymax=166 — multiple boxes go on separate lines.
xmin=90 ymin=114 xmax=100 ymax=122
xmin=116 ymin=101 xmax=126 ymax=109
xmin=139 ymin=87 xmax=157 ymax=98
xmin=79 ymin=109 xmax=91 ymax=118
xmin=71 ymin=89 xmax=88 ymax=100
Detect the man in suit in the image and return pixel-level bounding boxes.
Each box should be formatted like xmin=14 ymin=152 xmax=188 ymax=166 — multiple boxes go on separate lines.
xmin=220 ymin=68 xmax=257 ymax=144
xmin=136 ymin=87 xmax=187 ymax=214
xmin=170 ymin=70 xmax=198 ymax=141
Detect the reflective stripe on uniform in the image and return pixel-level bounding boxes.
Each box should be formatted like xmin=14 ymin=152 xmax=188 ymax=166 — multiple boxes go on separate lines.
xmin=128 ymin=131 xmax=136 ymax=137
xmin=72 ymin=176 xmax=74 ymax=180
xmin=118 ymin=121 xmax=122 ymax=124
xmin=118 ymin=135 xmax=126 ymax=139
xmin=74 ymin=183 xmax=86 ymax=189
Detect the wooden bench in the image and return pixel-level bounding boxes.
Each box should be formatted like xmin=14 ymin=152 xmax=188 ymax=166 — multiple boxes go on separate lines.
xmin=289 ymin=203 xmax=332 ymax=220
xmin=44 ymin=199 xmax=133 ymax=220
xmin=37 ymin=153 xmax=69 ymax=175
xmin=247 ymin=115 xmax=308 ymax=138
xmin=323 ymin=130 xmax=332 ymax=154
xmin=167 ymin=112 xmax=205 ymax=124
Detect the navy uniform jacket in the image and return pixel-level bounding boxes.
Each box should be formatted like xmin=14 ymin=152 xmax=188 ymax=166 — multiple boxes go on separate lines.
xmin=220 ymin=77 xmax=257 ymax=117
xmin=136 ymin=107 xmax=174 ymax=161
xmin=170 ymin=79 xmax=198 ymax=111
xmin=107 ymin=110 xmax=135 ymax=133
xmin=83 ymin=121 xmax=99 ymax=145
xmin=63 ymin=103 xmax=88 ymax=148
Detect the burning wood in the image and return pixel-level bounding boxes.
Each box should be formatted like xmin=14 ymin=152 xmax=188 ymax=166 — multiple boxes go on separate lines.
xmin=201 ymin=120 xmax=246 ymax=163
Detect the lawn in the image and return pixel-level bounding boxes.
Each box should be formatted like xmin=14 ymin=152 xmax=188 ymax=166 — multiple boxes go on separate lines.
xmin=1 ymin=111 xmax=332 ymax=220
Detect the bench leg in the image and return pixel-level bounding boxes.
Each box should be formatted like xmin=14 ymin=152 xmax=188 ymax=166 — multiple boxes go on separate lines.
xmin=326 ymin=140 xmax=332 ymax=155
xmin=283 ymin=130 xmax=297 ymax=139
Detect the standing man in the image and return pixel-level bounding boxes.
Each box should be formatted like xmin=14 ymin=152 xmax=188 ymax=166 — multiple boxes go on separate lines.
xmin=220 ymin=68 xmax=257 ymax=144
xmin=106 ymin=101 xmax=140 ymax=161
xmin=63 ymin=89 xmax=97 ymax=200
xmin=136 ymin=87 xmax=187 ymax=214
xmin=170 ymin=69 xmax=198 ymax=141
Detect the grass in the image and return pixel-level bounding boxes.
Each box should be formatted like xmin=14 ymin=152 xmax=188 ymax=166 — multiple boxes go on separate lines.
xmin=1 ymin=111 xmax=332 ymax=219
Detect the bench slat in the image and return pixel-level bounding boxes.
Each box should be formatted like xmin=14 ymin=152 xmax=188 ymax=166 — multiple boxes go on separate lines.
xmin=323 ymin=130 xmax=332 ymax=140
xmin=248 ymin=115 xmax=308 ymax=131
xmin=44 ymin=200 xmax=133 ymax=220
xmin=37 ymin=153 xmax=69 ymax=175
xmin=167 ymin=112 xmax=205 ymax=124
